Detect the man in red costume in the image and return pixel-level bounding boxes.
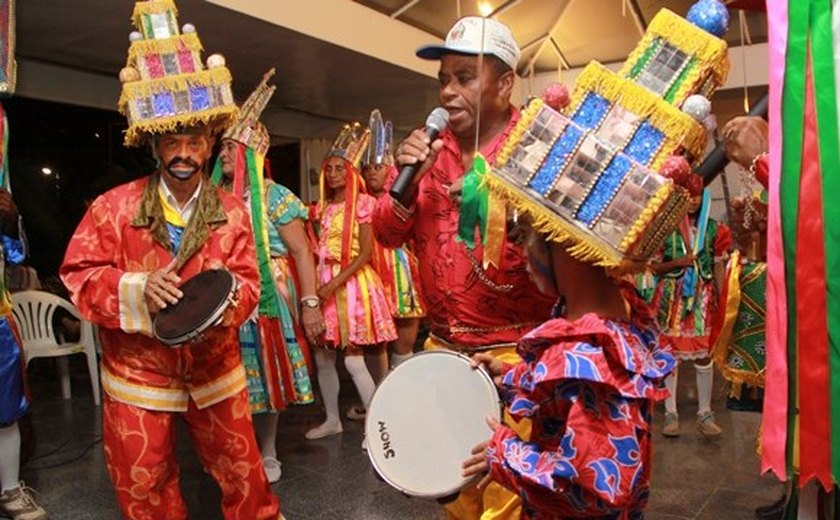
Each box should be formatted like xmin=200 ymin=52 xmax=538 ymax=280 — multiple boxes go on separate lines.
xmin=373 ymin=16 xmax=554 ymax=520
xmin=60 ymin=1 xmax=280 ymax=518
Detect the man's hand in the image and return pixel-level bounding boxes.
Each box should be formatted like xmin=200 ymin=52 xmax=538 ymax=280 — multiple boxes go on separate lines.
xmin=144 ymin=260 xmax=182 ymax=314
xmin=394 ymin=129 xmax=445 ymax=199
xmin=461 ymin=415 xmax=503 ymax=490
xmin=723 ymin=116 xmax=769 ymax=170
xmin=471 ymin=352 xmax=505 ymax=387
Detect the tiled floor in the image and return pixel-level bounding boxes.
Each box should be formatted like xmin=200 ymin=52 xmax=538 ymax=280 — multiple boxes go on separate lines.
xmin=16 ymin=358 xmax=782 ymax=519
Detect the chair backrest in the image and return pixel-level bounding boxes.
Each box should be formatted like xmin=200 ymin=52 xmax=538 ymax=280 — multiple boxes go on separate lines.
xmin=11 ymin=290 xmax=87 ymax=350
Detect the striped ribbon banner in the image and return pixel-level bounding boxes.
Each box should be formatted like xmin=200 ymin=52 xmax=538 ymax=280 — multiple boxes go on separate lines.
xmin=763 ymin=0 xmax=840 ymax=490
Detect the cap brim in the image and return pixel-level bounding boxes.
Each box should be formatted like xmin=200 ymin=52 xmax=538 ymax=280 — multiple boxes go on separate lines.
xmin=416 ymin=44 xmax=479 ymax=61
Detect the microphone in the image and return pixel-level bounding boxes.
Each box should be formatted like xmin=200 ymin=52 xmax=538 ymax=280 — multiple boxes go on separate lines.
xmin=698 ymin=92 xmax=769 ymax=186
xmin=389 ymin=107 xmax=450 ymax=204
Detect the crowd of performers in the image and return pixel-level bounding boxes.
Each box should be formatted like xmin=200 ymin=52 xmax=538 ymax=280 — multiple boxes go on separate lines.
xmin=0 ymin=0 xmax=816 ymax=519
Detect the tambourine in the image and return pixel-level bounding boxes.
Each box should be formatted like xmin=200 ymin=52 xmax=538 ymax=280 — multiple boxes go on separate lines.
xmin=153 ymin=269 xmax=237 ymax=347
xmin=365 ymin=350 xmax=501 ymax=499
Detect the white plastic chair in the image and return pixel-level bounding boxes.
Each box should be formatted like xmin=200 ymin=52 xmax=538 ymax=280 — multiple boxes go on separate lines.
xmin=11 ymin=290 xmax=101 ymax=406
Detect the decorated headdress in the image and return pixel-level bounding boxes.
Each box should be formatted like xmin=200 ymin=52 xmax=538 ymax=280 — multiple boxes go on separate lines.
xmin=486 ymin=0 xmax=730 ymax=272
xmin=326 ymin=122 xmax=371 ymax=170
xmin=363 ymin=109 xmax=394 ymax=167
xmin=223 ymin=68 xmax=276 ymax=157
xmin=118 ymin=0 xmax=237 ymax=147
xmin=320 ymin=122 xmax=370 ymax=268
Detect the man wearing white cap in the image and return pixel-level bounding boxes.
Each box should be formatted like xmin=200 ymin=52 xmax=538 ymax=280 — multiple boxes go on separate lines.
xmin=373 ymin=16 xmax=554 ymax=520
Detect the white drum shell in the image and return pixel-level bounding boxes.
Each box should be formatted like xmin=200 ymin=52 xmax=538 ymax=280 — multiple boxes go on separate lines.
xmin=365 ymin=350 xmax=501 ymax=498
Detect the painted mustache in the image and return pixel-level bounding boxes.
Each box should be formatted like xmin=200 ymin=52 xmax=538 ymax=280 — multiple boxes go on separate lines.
xmin=166 ymin=157 xmax=201 ymax=179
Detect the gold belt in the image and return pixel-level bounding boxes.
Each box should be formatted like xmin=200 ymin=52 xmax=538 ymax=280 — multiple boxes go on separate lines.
xmin=425 ymin=332 xmax=517 ymax=353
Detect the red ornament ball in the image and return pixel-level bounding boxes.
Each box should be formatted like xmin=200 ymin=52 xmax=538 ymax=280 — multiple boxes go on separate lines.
xmin=542 ymin=83 xmax=570 ymax=111
xmin=659 ymin=155 xmax=691 ymax=185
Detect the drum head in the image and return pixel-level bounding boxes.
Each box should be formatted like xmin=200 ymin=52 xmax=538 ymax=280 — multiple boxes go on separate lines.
xmin=153 ymin=269 xmax=235 ymax=346
xmin=365 ymin=350 xmax=500 ymax=498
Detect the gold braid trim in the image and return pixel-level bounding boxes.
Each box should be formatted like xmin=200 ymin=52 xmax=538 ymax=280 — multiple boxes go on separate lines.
xmin=496 ymin=98 xmax=544 ymax=166
xmin=620 ymin=9 xmax=730 ymax=89
xmin=119 ymin=67 xmax=232 ymax=107
xmin=486 ymin=175 xmax=624 ymax=268
xmin=569 ymin=63 xmax=707 ymax=164
xmin=132 ymin=0 xmax=178 ymax=27
xmin=128 ymin=33 xmax=202 ymax=64
xmin=123 ymin=105 xmax=237 ymax=147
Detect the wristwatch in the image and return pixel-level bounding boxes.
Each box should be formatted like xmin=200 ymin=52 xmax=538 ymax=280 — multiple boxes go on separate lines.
xmin=301 ymin=296 xmax=320 ymax=309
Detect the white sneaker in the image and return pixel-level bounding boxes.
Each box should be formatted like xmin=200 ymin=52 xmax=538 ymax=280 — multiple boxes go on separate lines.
xmin=346 ymin=406 xmax=366 ymax=421
xmin=305 ymin=421 xmax=343 ymax=440
xmin=0 ymin=483 xmax=47 ymax=520
xmin=263 ymin=456 xmax=282 ymax=484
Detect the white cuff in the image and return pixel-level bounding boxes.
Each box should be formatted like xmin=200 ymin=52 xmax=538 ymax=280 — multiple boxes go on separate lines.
xmin=118 ymin=272 xmax=154 ymax=336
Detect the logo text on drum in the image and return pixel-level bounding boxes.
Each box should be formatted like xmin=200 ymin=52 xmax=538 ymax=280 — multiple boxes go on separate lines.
xmin=378 ymin=421 xmax=395 ymax=459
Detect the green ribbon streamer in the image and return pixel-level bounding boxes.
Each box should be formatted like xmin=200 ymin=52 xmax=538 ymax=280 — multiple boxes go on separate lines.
xmin=211 ymin=149 xmax=281 ymax=318
xmin=456 ymin=154 xmax=489 ymax=249
xmin=780 ymin=0 xmax=809 ymax=473
xmin=809 ymin=0 xmax=840 ymax=479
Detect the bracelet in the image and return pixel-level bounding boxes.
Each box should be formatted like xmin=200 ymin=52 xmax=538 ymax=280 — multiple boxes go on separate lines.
xmin=748 ymin=152 xmax=768 ymax=176
xmin=301 ymin=296 xmax=319 ymax=305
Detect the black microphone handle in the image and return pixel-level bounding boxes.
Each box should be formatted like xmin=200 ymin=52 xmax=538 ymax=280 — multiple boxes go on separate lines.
xmin=389 ymin=127 xmax=441 ymax=205
xmin=699 ymin=92 xmax=769 ymax=186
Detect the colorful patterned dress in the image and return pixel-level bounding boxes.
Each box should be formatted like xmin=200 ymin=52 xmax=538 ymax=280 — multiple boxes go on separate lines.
xmin=372 ymin=240 xmax=425 ymax=319
xmin=486 ymin=288 xmax=675 ymax=519
xmin=713 ymin=250 xmax=766 ymax=398
xmin=317 ymin=194 xmax=396 ymax=348
xmin=651 ymin=219 xmax=732 ymax=359
xmin=241 ymin=180 xmax=314 ymax=412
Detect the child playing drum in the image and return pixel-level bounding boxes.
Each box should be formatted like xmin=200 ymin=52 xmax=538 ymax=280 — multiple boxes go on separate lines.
xmin=305 ymin=124 xmax=397 ymax=441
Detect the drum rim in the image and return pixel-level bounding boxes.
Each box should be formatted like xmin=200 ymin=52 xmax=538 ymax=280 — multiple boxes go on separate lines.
xmin=153 ymin=269 xmax=235 ymax=346
xmin=365 ymin=349 xmax=501 ymax=499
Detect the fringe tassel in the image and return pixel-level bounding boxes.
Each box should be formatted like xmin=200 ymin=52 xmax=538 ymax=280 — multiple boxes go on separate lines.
xmin=569 ymin=63 xmax=708 ymax=165
xmin=132 ymin=0 xmax=178 ymax=27
xmin=486 ymin=175 xmax=625 ymax=268
xmin=122 ymin=105 xmax=237 ymax=147
xmin=128 ymin=33 xmax=202 ymax=63
xmin=496 ymin=98 xmax=544 ymax=166
xmin=119 ymin=67 xmax=233 ymax=107
xmin=619 ymin=9 xmax=730 ymax=89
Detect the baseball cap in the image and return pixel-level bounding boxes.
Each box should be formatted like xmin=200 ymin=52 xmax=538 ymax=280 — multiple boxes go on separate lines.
xmin=416 ymin=17 xmax=521 ymax=71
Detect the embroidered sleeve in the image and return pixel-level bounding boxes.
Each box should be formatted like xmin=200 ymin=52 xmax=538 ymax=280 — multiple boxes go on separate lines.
xmin=221 ymin=202 xmax=261 ymax=328
xmin=268 ymin=183 xmax=308 ymax=226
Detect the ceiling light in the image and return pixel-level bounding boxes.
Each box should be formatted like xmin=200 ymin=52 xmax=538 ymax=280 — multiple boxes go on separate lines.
xmin=41 ymin=167 xmax=53 ymax=176
xmin=478 ymin=1 xmax=493 ymax=16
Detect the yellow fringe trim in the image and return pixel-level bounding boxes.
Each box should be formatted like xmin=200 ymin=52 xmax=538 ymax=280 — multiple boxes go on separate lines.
xmin=569 ymin=62 xmax=707 ymax=165
xmin=128 ymin=33 xmax=203 ymax=64
xmin=132 ymin=0 xmax=178 ymax=28
xmin=486 ymin=175 xmax=624 ymax=268
xmin=119 ymin=67 xmax=232 ymax=109
xmin=619 ymin=181 xmax=674 ymax=253
xmin=620 ymin=9 xmax=729 ymax=90
xmin=496 ymin=98 xmax=544 ymax=166
xmin=123 ymin=105 xmax=238 ymax=147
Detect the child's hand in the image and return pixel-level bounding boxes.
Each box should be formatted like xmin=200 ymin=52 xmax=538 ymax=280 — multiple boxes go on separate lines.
xmin=317 ymin=280 xmax=339 ymax=301
xmin=461 ymin=415 xmax=502 ymax=490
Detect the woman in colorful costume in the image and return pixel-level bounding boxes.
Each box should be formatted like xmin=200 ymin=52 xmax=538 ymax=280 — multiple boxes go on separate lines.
xmin=713 ymin=115 xmax=769 ymax=405
xmin=462 ymin=93 xmax=689 ymax=518
xmin=357 ymin=110 xmax=425 ymax=390
xmin=649 ymin=185 xmax=732 ymax=438
xmin=213 ymin=69 xmax=320 ymax=483
xmin=305 ymin=123 xmax=396 ymax=441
